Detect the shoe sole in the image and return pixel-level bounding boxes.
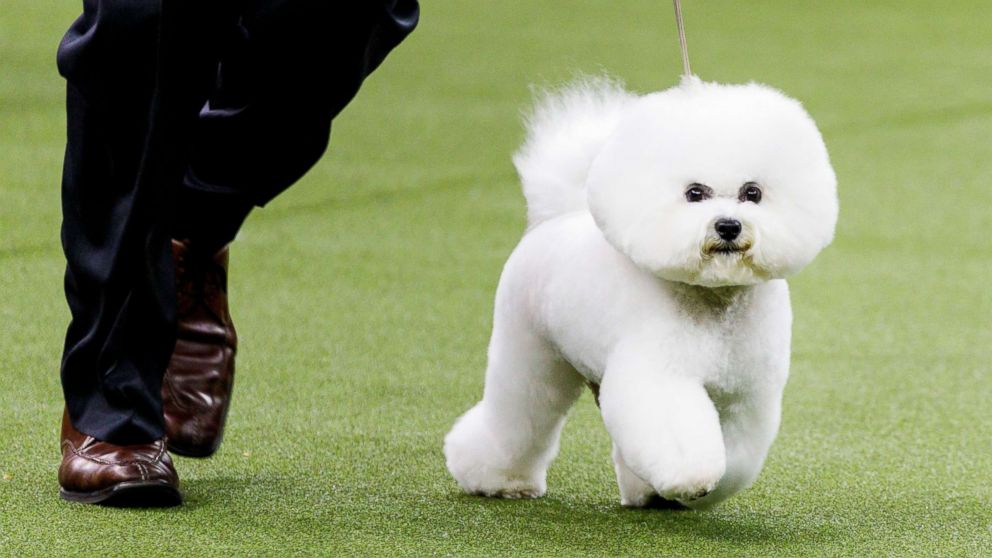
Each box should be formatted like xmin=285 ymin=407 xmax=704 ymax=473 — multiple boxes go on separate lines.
xmin=60 ymin=480 xmax=182 ymax=507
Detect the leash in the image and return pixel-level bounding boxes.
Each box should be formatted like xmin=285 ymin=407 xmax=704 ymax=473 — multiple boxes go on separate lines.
xmin=672 ymin=0 xmax=693 ymax=78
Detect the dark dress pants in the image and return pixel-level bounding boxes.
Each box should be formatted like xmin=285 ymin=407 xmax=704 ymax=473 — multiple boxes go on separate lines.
xmin=57 ymin=0 xmax=419 ymax=444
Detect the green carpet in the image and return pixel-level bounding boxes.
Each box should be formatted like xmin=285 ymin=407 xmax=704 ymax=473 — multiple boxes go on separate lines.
xmin=1 ymin=1 xmax=989 ymax=556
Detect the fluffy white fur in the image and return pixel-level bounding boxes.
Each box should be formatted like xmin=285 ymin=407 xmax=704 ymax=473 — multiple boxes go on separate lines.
xmin=444 ymin=76 xmax=838 ymax=509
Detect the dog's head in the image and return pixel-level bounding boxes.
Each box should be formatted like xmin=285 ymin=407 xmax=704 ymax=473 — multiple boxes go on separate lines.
xmin=587 ymin=79 xmax=838 ymax=287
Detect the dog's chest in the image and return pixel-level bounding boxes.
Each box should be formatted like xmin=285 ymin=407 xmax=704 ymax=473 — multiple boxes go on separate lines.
xmin=674 ymin=288 xmax=781 ymax=395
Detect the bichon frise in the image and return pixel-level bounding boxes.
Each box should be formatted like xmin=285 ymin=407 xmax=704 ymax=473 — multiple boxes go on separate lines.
xmin=444 ymin=76 xmax=838 ymax=509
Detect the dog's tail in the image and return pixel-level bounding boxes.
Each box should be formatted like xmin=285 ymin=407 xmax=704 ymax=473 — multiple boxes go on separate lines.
xmin=513 ymin=76 xmax=635 ymax=229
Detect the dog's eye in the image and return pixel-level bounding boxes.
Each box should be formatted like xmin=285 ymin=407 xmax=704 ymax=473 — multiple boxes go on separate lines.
xmin=739 ymin=182 xmax=762 ymax=203
xmin=684 ymin=183 xmax=712 ymax=203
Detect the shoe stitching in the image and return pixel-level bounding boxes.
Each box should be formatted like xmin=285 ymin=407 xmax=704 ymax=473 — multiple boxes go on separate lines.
xmin=153 ymin=441 xmax=166 ymax=462
xmin=71 ymin=441 xmax=166 ymax=467
xmin=61 ymin=436 xmax=94 ymax=455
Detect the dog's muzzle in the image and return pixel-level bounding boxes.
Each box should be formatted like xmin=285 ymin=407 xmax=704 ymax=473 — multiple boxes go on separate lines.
xmin=703 ymin=219 xmax=752 ymax=257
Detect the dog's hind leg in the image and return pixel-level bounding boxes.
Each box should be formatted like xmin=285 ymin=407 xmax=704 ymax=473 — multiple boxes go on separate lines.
xmin=444 ymin=320 xmax=584 ymax=499
xmin=611 ymin=442 xmax=661 ymax=507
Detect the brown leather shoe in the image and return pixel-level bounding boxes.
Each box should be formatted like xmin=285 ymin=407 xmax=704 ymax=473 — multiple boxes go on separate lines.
xmin=59 ymin=410 xmax=181 ymax=506
xmin=162 ymin=239 xmax=238 ymax=458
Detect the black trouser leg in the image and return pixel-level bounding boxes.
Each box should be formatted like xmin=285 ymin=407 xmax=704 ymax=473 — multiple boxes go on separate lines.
xmin=179 ymin=1 xmax=421 ymax=208
xmin=58 ymin=0 xmax=238 ymax=444
xmin=58 ymin=0 xmax=418 ymax=445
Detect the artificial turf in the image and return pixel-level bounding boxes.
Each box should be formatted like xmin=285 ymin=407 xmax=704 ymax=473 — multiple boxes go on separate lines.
xmin=1 ymin=1 xmax=990 ymax=556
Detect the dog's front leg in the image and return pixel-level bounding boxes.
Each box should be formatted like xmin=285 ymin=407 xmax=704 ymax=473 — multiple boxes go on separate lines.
xmin=599 ymin=349 xmax=726 ymax=508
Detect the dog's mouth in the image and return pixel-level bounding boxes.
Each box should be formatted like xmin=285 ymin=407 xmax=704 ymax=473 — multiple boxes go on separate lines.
xmin=713 ymin=244 xmax=743 ymax=254
xmin=703 ymin=240 xmax=752 ymax=257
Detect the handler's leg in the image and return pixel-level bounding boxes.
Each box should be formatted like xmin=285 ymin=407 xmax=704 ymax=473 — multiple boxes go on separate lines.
xmin=180 ymin=0 xmax=421 ymax=210
xmin=161 ymin=0 xmax=419 ymax=457
xmin=57 ymin=0 xmax=236 ymax=504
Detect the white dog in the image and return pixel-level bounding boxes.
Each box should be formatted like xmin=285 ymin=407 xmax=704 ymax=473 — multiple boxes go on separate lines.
xmin=444 ymin=76 xmax=838 ymax=509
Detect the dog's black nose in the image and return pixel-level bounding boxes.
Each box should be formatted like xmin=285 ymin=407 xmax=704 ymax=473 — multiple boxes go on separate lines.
xmin=714 ymin=219 xmax=742 ymax=241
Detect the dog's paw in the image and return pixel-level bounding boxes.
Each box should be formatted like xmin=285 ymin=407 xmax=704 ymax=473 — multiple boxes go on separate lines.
xmin=652 ymin=464 xmax=723 ymax=505
xmin=474 ymin=481 xmax=545 ymax=500
xmin=444 ymin=404 xmax=548 ymax=499
xmin=655 ymin=478 xmax=719 ymax=505
xmin=455 ymin=467 xmax=547 ymax=500
xmin=453 ymin=462 xmax=547 ymax=500
xmin=619 ymin=488 xmax=656 ymax=508
xmin=450 ymin=463 xmax=547 ymax=500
